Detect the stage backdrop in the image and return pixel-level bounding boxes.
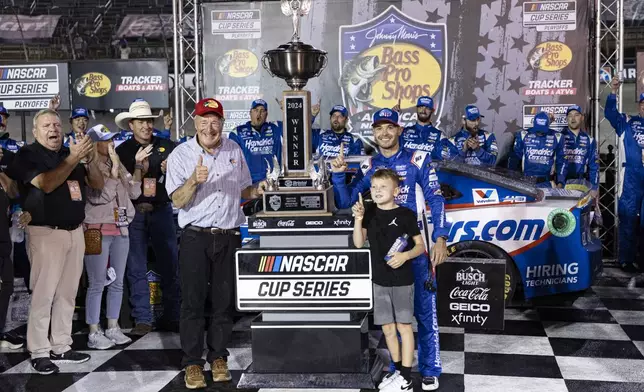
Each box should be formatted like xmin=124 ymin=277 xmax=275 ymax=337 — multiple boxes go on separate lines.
xmin=202 ymin=0 xmax=590 ymax=159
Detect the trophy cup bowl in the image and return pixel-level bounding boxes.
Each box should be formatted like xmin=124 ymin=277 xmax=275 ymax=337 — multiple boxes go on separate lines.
xmin=262 ymin=41 xmax=328 ymax=90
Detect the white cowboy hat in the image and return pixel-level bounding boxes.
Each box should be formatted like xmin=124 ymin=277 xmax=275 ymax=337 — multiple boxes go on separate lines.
xmin=115 ymin=99 xmax=160 ymax=130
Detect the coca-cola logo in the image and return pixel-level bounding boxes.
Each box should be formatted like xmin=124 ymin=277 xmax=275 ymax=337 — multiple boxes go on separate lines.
xmin=449 ymin=287 xmax=490 ymax=301
xmin=277 ymin=220 xmax=295 ymax=227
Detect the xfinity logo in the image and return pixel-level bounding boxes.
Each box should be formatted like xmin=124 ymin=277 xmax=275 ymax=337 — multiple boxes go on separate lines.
xmin=277 ymin=220 xmax=295 ymax=227
xmin=305 ymin=220 xmax=323 ymax=226
xmin=253 ymin=219 xmax=267 ymax=229
xmin=334 ymin=219 xmax=351 ymax=227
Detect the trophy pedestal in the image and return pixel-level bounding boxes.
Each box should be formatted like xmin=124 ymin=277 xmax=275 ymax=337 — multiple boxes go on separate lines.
xmin=261 ymin=185 xmax=334 ymax=216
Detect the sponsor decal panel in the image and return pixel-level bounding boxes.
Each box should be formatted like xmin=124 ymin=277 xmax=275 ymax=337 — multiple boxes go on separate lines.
xmin=522 ymin=79 xmax=576 ymax=96
xmin=525 ymin=262 xmax=579 ymax=287
xmin=236 ymin=250 xmax=372 ymax=310
xmin=217 ymin=49 xmax=259 ymax=78
xmin=339 ymin=6 xmax=447 ymax=140
xmin=472 ymin=189 xmax=500 ymax=206
xmin=211 ymin=10 xmax=261 ymax=40
xmin=215 ymin=85 xmax=261 ymax=101
xmin=522 ymin=1 xmax=577 ymax=32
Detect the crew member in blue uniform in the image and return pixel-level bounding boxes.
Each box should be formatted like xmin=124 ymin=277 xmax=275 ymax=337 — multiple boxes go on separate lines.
xmin=0 ymin=117 xmax=23 ymax=155
xmin=561 ymin=105 xmax=599 ymax=195
xmin=442 ymin=105 xmax=497 ymax=165
xmin=398 ymin=96 xmax=446 ymax=160
xmin=63 ymin=107 xmax=90 ymax=147
xmin=312 ymin=105 xmax=364 ymax=158
xmin=509 ymin=111 xmax=567 ymax=188
xmin=0 ymin=106 xmax=9 ymax=128
xmin=330 ymin=108 xmax=448 ymax=391
xmin=605 ymin=77 xmax=644 ymax=271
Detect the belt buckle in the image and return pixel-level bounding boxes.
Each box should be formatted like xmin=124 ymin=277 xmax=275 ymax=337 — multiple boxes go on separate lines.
xmin=209 ymin=228 xmax=220 ymax=235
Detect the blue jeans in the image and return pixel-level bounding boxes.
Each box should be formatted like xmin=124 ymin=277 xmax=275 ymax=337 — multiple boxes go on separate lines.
xmin=126 ymin=204 xmax=181 ymax=324
xmin=84 ymin=235 xmax=129 ymax=325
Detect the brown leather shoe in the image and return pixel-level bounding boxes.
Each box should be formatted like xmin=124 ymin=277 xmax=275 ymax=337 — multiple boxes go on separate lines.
xmin=130 ymin=323 xmax=152 ymax=336
xmin=211 ymin=358 xmax=232 ymax=382
xmin=184 ymin=365 xmax=206 ymax=389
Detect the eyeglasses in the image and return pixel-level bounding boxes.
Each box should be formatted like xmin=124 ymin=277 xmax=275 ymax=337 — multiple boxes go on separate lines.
xmin=200 ymin=118 xmax=224 ymax=127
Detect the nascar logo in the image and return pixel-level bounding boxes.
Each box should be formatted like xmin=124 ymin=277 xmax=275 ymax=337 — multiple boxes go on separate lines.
xmin=258 ymin=255 xmax=349 ymax=273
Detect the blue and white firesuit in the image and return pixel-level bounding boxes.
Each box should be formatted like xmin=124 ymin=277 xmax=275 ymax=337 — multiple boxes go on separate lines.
xmin=229 ymin=121 xmax=283 ymax=184
xmin=562 ymin=128 xmax=599 ymax=191
xmin=399 ymin=123 xmax=446 ymax=160
xmin=509 ymin=112 xmax=567 ymax=188
xmin=312 ymin=128 xmax=364 ymax=158
xmin=332 ymin=147 xmax=447 ymax=378
xmin=605 ymin=93 xmax=644 ymax=266
xmin=442 ymin=128 xmax=498 ymax=165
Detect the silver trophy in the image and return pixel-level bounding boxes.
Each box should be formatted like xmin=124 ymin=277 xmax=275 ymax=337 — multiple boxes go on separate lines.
xmin=280 ymin=0 xmax=312 ymax=42
xmin=265 ymin=156 xmax=281 ymax=192
xmin=308 ymin=156 xmax=329 ymax=191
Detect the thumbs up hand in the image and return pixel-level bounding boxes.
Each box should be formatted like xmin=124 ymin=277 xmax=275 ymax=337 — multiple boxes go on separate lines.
xmin=192 ymin=155 xmax=209 ymax=184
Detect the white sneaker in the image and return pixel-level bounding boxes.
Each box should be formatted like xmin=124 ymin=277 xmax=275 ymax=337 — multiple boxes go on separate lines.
xmin=105 ymin=327 xmax=132 ymax=345
xmin=378 ymin=371 xmax=400 ymax=389
xmin=382 ymin=374 xmax=412 ymax=392
xmin=422 ymin=376 xmax=439 ymax=391
xmin=87 ymin=330 xmax=116 ymax=350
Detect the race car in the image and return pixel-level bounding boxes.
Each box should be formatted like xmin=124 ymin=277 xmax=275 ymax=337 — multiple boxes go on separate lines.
xmin=434 ymin=160 xmax=603 ymax=302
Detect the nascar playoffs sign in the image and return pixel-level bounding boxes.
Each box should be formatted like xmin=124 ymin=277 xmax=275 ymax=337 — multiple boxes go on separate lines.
xmin=235 ymin=249 xmax=372 ymax=311
xmin=0 ymin=63 xmax=70 ymax=111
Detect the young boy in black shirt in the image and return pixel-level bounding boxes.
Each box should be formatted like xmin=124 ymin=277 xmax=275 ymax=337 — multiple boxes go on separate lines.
xmin=352 ymin=168 xmax=426 ymax=392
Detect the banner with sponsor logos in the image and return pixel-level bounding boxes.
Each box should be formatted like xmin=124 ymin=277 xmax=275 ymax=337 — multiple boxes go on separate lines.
xmin=116 ymin=14 xmax=194 ymax=38
xmin=637 ymin=52 xmax=644 ymax=102
xmin=202 ymin=0 xmax=590 ymax=158
xmin=0 ymin=63 xmax=70 ymax=111
xmin=235 ymin=249 xmax=372 ymax=311
xmin=69 ymin=60 xmax=169 ymax=110
xmin=0 ymin=15 xmax=60 ymax=42
xmin=437 ymin=258 xmax=505 ymax=330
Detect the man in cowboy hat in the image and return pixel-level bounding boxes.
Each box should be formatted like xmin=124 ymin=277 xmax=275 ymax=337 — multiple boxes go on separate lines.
xmin=115 ymin=99 xmax=181 ymax=335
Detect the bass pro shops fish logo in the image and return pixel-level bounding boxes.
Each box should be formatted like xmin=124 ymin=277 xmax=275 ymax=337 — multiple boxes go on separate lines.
xmin=338 ymin=5 xmax=447 ymax=142
xmin=74 ymin=72 xmax=112 ymax=98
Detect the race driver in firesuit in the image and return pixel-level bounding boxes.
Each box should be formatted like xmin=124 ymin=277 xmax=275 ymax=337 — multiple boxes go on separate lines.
xmin=311 ymin=105 xmax=364 ymax=158
xmin=605 ymin=77 xmax=644 ymax=272
xmin=395 ymin=96 xmax=447 ymax=160
xmin=229 ymin=98 xmax=320 ymax=184
xmin=508 ymin=111 xmax=567 ymax=188
xmin=442 ymin=105 xmax=498 ymax=165
xmin=330 ymin=108 xmax=448 ymax=391
xmin=561 ymin=105 xmax=599 ymax=197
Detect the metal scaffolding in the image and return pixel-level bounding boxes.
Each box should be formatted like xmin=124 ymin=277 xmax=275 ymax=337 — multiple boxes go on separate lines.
xmin=593 ymin=0 xmax=624 ymax=258
xmin=172 ymin=0 xmax=201 ymax=140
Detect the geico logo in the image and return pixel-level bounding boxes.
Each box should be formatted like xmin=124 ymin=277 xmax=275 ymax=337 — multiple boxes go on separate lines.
xmin=278 ymin=255 xmax=349 ymax=272
xmin=448 ymin=219 xmax=545 ymax=242
xmin=305 ymin=221 xmax=323 ymax=226
xmin=449 ymin=303 xmax=490 ymax=312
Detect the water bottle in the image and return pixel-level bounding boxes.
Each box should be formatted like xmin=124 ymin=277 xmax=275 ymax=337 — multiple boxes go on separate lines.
xmin=10 ymin=207 xmax=24 ymax=243
xmin=384 ymin=234 xmax=409 ymax=261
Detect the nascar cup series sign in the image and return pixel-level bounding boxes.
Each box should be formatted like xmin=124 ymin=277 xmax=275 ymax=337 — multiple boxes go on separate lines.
xmin=338 ymin=6 xmax=446 ymax=139
xmin=437 ymin=259 xmax=505 ymax=330
xmin=235 ymin=249 xmax=372 ymax=311
xmin=0 ymin=63 xmax=70 ymax=110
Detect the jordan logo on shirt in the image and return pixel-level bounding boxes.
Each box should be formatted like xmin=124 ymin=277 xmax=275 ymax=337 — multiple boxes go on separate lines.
xmin=389 ymin=218 xmax=398 ymax=227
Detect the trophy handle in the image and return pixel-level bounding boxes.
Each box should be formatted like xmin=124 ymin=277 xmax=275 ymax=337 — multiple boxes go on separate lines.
xmin=313 ymin=54 xmax=328 ymax=77
xmin=262 ymin=54 xmax=275 ymax=77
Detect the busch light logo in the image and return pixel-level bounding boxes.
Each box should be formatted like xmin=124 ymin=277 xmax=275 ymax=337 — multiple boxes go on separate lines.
xmin=456 ymin=266 xmax=486 ymax=286
xmin=269 ymin=195 xmax=281 ymax=211
xmin=253 ymin=219 xmax=267 ymax=229
xmin=339 ymin=5 xmax=447 ymax=146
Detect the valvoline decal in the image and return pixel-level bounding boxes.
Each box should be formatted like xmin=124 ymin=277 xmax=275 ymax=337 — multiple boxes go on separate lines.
xmin=437 ymin=171 xmax=536 ymax=207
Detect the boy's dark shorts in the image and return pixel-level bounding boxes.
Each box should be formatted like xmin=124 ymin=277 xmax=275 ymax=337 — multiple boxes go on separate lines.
xmin=373 ymin=283 xmax=414 ymax=325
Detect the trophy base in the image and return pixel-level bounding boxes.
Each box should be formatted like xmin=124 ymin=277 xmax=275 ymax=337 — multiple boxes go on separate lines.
xmin=262 ymin=186 xmax=334 ymax=216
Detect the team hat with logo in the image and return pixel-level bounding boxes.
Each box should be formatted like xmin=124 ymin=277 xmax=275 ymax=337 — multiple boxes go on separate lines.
xmin=70 ymin=107 xmax=89 ymax=120
xmin=464 ymin=105 xmax=484 ymax=121
xmin=372 ymin=108 xmax=399 ymax=127
xmin=195 ymin=98 xmax=224 ymax=118
xmin=0 ymin=106 xmax=9 ymax=118
xmin=417 ymin=96 xmax=434 ymax=109
xmin=251 ymin=99 xmax=268 ymax=110
xmin=532 ymin=112 xmax=550 ymax=132
xmin=640 ymin=93 xmax=644 ymax=103
xmin=86 ymin=124 xmax=119 ymax=142
xmin=566 ymin=105 xmax=583 ymax=116
xmin=329 ymin=105 xmax=348 ymax=117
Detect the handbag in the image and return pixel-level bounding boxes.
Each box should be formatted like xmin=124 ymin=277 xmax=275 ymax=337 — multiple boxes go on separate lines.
xmin=84 ymin=225 xmax=103 ymax=255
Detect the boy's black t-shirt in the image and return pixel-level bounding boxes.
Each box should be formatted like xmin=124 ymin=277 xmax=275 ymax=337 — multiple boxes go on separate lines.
xmin=363 ymin=204 xmax=421 ymax=287
xmin=0 ymin=187 xmax=11 ymax=258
